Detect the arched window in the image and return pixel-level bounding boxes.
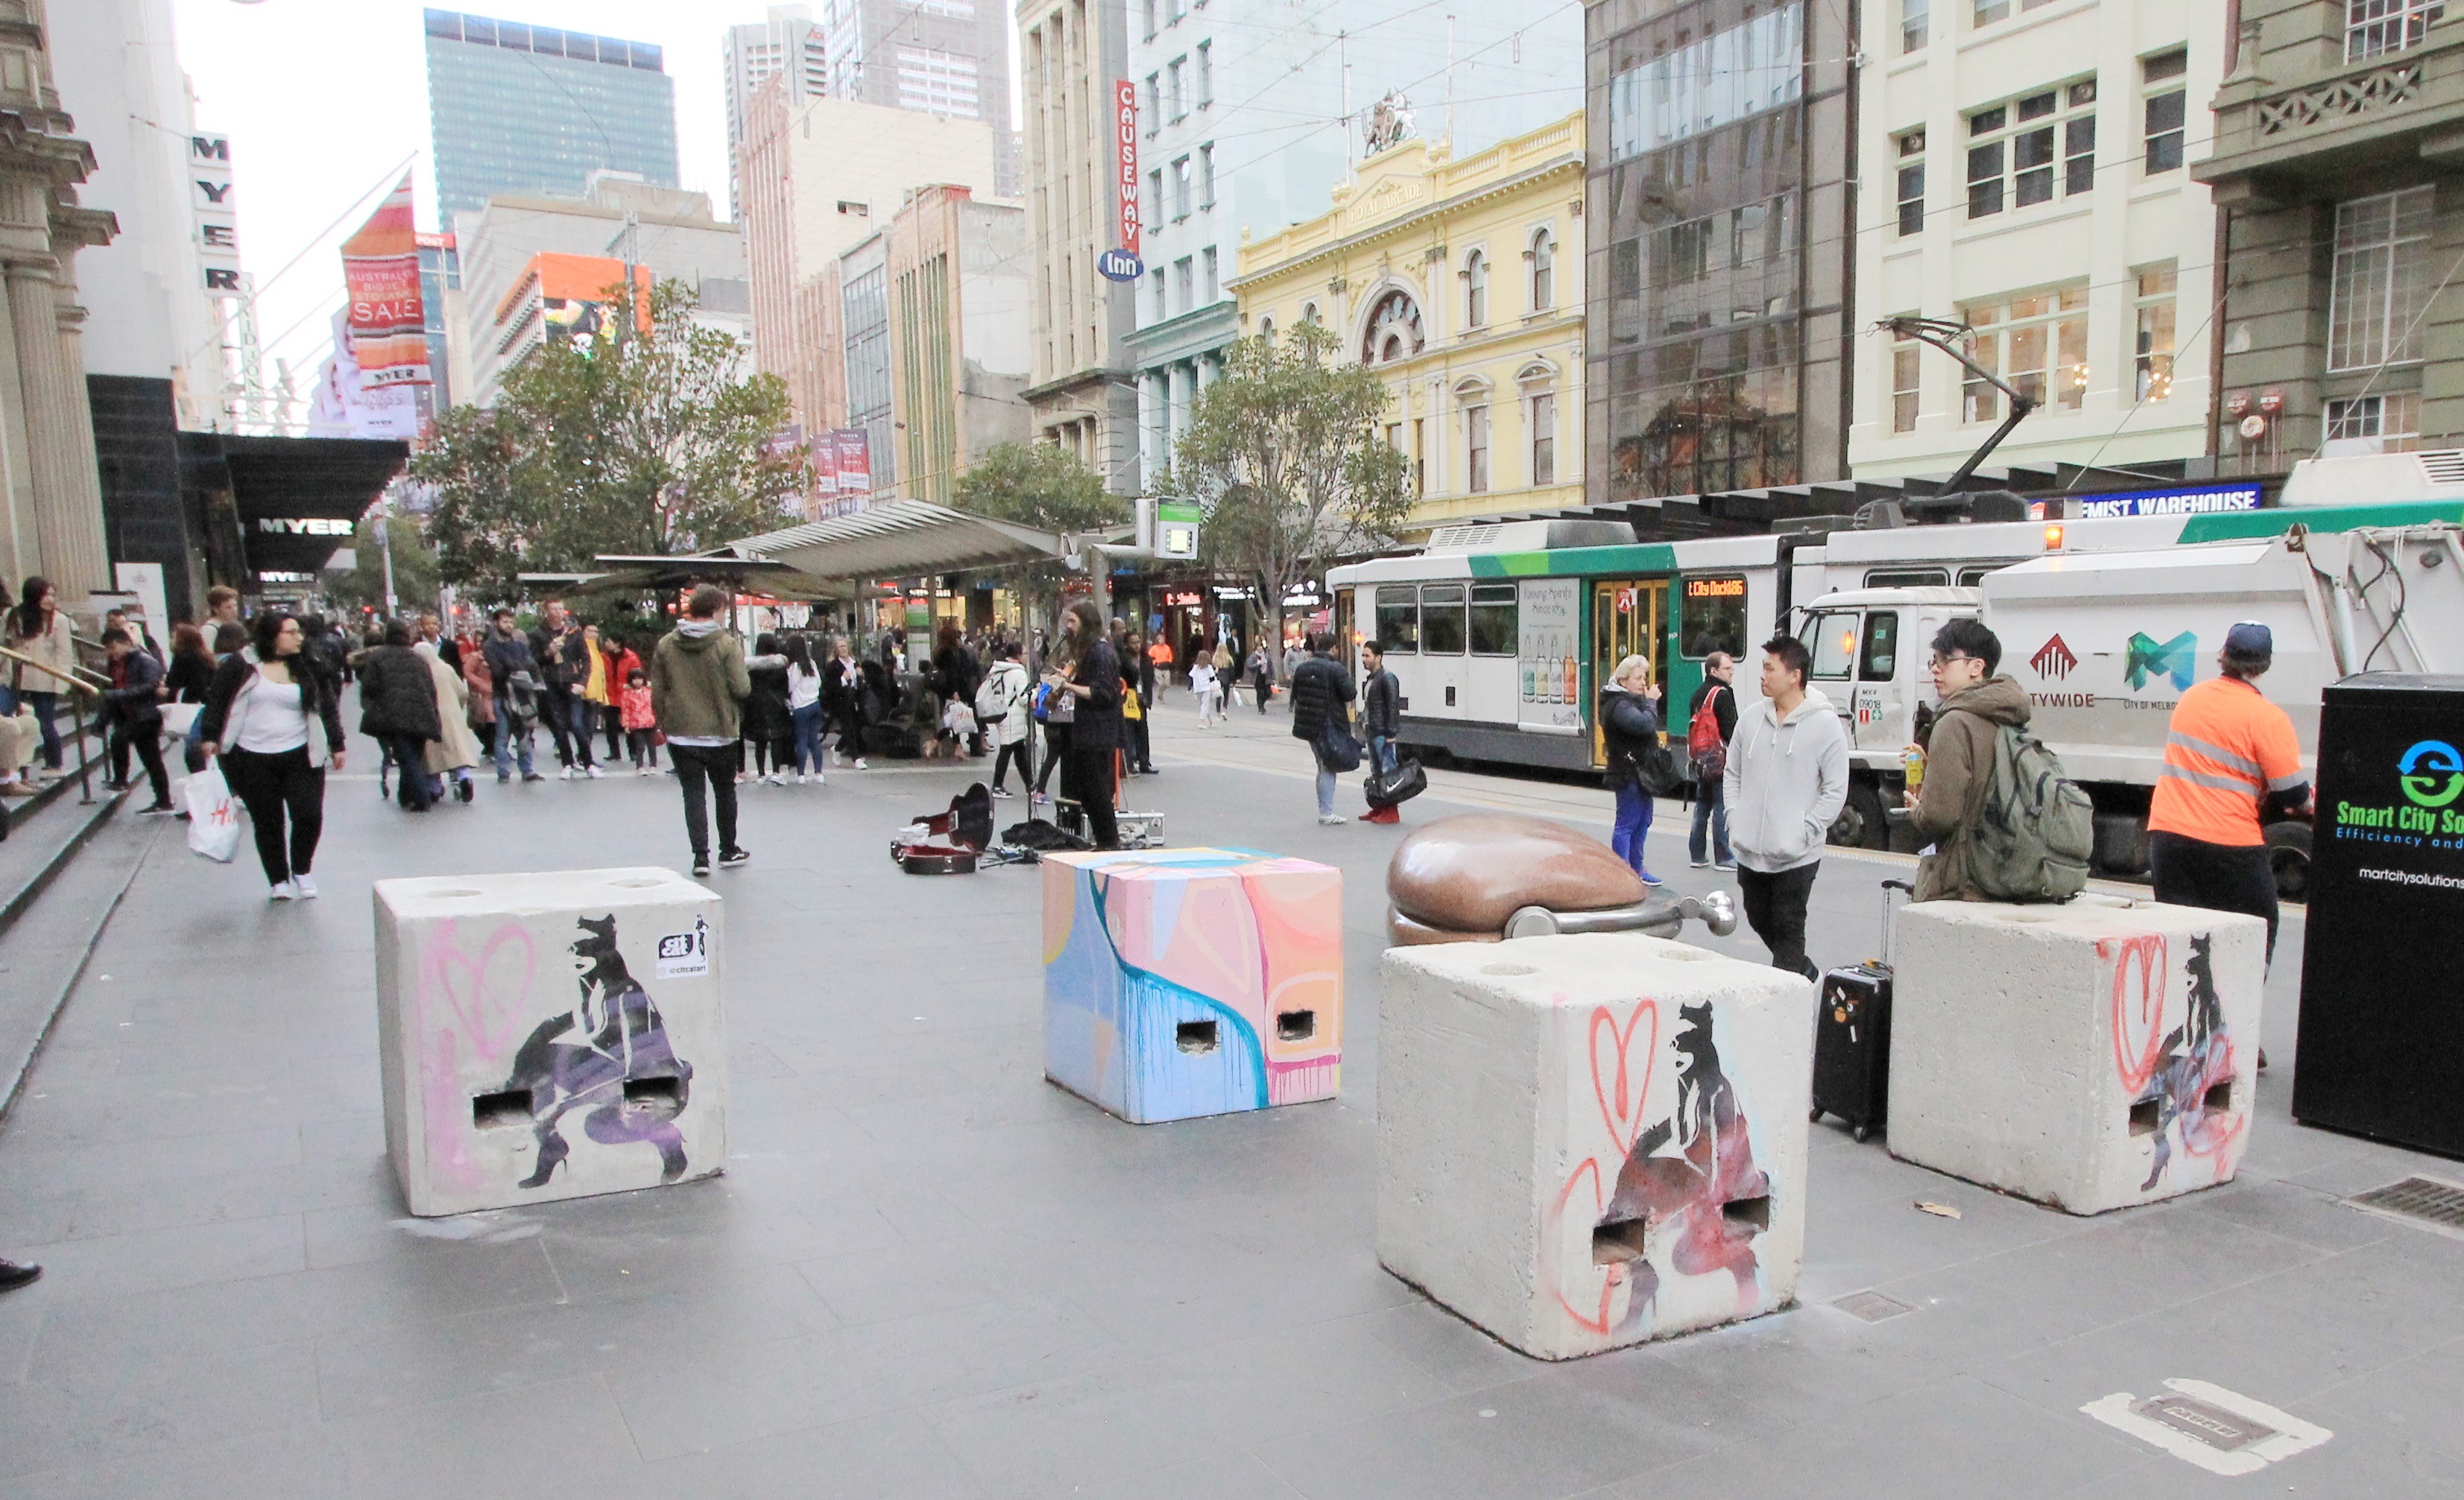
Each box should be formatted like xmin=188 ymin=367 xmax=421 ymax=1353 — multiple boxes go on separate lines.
xmin=1359 ymin=289 xmax=1425 ymax=364
xmin=1462 ymin=250 xmax=1488 ymax=328
xmin=1301 ymin=300 xmax=1321 ymax=326
xmin=1257 ymin=315 xmax=1275 ymax=344
xmin=1520 ymin=363 xmax=1558 ymax=487
xmin=1456 ymin=379 xmax=1493 ymax=493
xmin=1528 ymin=229 xmax=1555 ymax=311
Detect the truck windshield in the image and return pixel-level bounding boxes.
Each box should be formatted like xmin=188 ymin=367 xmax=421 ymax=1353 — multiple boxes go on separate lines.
xmin=1801 ymin=612 xmax=1857 ymax=680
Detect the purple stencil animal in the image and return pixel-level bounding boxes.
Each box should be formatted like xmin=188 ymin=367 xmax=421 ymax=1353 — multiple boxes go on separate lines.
xmin=499 ymin=913 xmax=693 ymax=1188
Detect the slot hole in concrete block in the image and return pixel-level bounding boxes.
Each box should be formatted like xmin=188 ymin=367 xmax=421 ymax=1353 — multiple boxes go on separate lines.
xmin=473 ymin=1089 xmax=532 ymax=1130
xmin=610 ymin=877 xmax=663 ymax=888
xmin=2202 ymin=1080 xmax=2232 ymax=1114
xmin=1480 ymin=963 xmax=1536 ymax=977
xmin=2129 ymin=1098 xmax=2161 ymax=1136
xmin=622 ymin=1076 xmax=683 ymax=1114
xmin=1277 ymin=1010 xmax=1316 ymax=1041
xmin=1592 ymin=1218 xmax=1650 ymax=1265
xmin=1176 ymin=1020 xmax=1219 ymax=1054
xmin=1722 ymin=1195 xmax=1771 ymax=1231
xmin=431 ymin=887 xmax=483 ymax=899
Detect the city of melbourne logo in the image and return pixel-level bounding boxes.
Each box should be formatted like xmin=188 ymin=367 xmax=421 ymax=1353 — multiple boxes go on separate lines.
xmin=2400 ymin=740 xmax=2464 ymax=809
xmin=2029 ymin=633 xmax=2078 ymax=680
xmin=2124 ymin=630 xmax=2196 ymax=692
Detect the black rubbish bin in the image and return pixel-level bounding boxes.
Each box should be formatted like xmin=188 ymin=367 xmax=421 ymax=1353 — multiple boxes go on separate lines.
xmin=2293 ymin=673 xmax=2464 ymax=1158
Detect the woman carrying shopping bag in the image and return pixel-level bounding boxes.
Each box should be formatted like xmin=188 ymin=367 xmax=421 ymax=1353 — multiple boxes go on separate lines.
xmin=196 ymin=613 xmax=347 ymax=899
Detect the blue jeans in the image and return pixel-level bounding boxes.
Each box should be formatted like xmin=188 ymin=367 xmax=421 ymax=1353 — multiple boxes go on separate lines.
xmin=1368 ymin=734 xmax=1397 ymax=775
xmin=1314 ymin=756 xmax=1337 ymax=817
xmin=791 ymin=702 xmax=826 ymax=774
xmin=567 ymin=699 xmax=597 ymax=767
xmin=1690 ymin=775 xmax=1731 ymax=865
xmin=21 ymin=690 xmax=60 ymax=769
xmin=1612 ymin=780 xmax=1655 ymax=878
xmin=492 ymin=714 xmax=534 ymax=779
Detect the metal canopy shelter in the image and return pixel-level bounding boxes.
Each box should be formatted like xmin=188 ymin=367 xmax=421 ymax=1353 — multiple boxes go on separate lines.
xmin=522 ymin=554 xmax=841 ymax=600
xmin=724 ymin=499 xmax=1076 ymax=583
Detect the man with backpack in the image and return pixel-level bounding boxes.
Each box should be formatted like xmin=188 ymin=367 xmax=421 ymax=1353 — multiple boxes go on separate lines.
xmin=1289 ymin=632 xmax=1357 ymax=826
xmin=1685 ymin=651 xmax=1739 ymax=869
xmin=1907 ymin=620 xmax=2036 ymax=901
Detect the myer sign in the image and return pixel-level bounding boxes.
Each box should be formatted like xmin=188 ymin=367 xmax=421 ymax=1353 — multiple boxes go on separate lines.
xmin=256 ymin=517 xmax=355 ymax=536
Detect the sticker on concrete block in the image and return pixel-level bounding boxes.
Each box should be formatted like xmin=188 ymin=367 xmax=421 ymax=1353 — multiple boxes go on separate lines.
xmin=656 ymin=917 xmax=711 ymax=979
xmin=2081 ymin=1379 xmax=2331 ymax=1475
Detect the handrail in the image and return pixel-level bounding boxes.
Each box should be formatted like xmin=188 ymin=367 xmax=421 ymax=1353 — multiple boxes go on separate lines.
xmin=1 ymin=641 xmax=108 ymax=806
xmin=0 ymin=639 xmax=110 ymax=692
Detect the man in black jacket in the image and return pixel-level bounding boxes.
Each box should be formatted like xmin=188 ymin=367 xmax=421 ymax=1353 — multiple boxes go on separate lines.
xmin=482 ymin=610 xmax=544 ymax=782
xmin=1289 ymin=632 xmax=1356 ymax=826
xmin=528 ymin=599 xmax=579 ymax=770
xmin=1686 ymin=651 xmax=1739 ymax=869
xmin=359 ymin=621 xmax=444 ymax=810
xmin=100 ymin=628 xmax=173 ymax=811
xmin=1358 ymin=639 xmax=1401 ymax=823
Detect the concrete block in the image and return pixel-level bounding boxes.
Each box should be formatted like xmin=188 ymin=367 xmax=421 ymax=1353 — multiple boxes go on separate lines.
xmin=1042 ymin=847 xmax=1341 ymax=1123
xmin=1889 ymin=894 xmax=2266 ymax=1215
xmin=374 ymin=868 xmax=727 ymax=1216
xmin=1377 ymin=934 xmax=1813 ymax=1360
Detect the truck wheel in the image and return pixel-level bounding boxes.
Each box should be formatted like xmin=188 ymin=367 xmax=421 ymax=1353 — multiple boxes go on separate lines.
xmin=2265 ymin=821 xmax=2313 ymax=903
xmin=1830 ymin=782 xmax=1891 ymax=850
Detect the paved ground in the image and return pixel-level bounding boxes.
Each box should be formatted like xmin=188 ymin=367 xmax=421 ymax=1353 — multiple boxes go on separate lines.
xmin=1 ymin=691 xmax=2460 ymax=1498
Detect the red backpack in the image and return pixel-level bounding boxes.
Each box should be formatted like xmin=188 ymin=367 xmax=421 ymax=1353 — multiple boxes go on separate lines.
xmin=1687 ymin=686 xmax=1728 ymax=776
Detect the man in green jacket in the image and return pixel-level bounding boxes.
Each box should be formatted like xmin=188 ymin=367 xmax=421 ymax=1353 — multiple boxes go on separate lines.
xmin=652 ymin=585 xmax=754 ymax=877
xmin=1908 ymin=618 xmax=2032 ymax=902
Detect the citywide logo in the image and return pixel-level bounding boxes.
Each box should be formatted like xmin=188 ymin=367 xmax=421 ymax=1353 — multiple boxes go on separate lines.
xmin=2334 ymin=738 xmax=2464 ymax=844
xmin=2029 ymin=633 xmax=2078 ymax=680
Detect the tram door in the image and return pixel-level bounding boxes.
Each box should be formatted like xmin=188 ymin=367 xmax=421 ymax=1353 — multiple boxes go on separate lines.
xmin=1590 ymin=580 xmax=1667 ymax=767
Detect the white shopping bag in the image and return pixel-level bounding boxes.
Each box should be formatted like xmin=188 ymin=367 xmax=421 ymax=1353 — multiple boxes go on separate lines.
xmin=159 ymin=703 xmax=200 ymax=738
xmin=183 ymin=762 xmax=241 ymax=862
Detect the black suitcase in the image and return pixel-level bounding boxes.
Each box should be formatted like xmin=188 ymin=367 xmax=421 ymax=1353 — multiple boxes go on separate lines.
xmin=1810 ymin=879 xmax=1910 ymax=1142
xmin=1363 ymin=758 xmax=1427 ymax=810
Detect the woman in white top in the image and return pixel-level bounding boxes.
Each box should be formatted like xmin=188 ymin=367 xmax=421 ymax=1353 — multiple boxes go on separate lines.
xmin=196 ymin=612 xmax=348 ymax=899
xmin=1190 ymin=656 xmax=1222 ymax=727
xmin=784 ymin=634 xmax=826 ymax=784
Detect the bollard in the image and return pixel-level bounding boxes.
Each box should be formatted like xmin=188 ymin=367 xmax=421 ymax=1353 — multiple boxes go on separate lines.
xmin=1378 ymin=933 xmax=1813 ymax=1359
xmin=1043 ymin=846 xmax=1342 ymax=1123
xmin=374 ymin=868 xmax=727 ymax=1216
xmin=1888 ymin=894 xmax=2266 ymax=1215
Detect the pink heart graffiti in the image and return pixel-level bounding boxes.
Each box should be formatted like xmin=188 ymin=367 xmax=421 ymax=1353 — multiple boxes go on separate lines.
xmin=1588 ymin=999 xmax=1660 ymax=1156
xmin=1544 ymin=998 xmax=1662 ymax=1336
xmin=2099 ymin=935 xmax=2167 ymax=1095
xmin=425 ymin=919 xmax=537 ymax=1067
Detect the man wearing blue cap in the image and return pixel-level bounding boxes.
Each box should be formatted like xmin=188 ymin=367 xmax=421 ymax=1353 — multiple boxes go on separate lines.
xmin=2146 ymin=621 xmax=2310 ymax=965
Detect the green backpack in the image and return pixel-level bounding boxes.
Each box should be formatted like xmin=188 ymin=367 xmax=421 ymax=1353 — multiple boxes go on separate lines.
xmin=1970 ymin=724 xmax=2094 ymax=902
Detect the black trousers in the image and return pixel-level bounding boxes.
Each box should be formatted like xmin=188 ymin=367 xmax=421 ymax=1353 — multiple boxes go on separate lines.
xmin=540 ymin=692 xmax=577 ymax=765
xmin=2149 ymin=831 xmax=2281 ymax=964
xmin=1131 ymin=716 xmax=1153 ymax=771
xmin=1736 ymin=861 xmax=1821 ymax=980
xmin=1064 ymin=743 xmax=1119 ymax=849
xmin=1253 ymin=671 xmax=1272 ymax=712
xmin=384 ymin=734 xmax=435 ymax=808
xmin=220 ymin=747 xmax=325 ymax=885
xmin=992 ymin=738 xmax=1031 ymax=789
xmin=1034 ymin=723 xmax=1071 ymax=793
xmin=627 ymin=728 xmax=658 ymax=768
xmin=669 ymin=742 xmax=740 ymax=860
xmin=601 ymin=704 xmax=625 ymax=760
xmin=109 ymin=722 xmax=169 ymax=805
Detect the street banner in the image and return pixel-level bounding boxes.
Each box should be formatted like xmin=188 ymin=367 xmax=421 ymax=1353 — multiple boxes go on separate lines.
xmin=341 ymin=173 xmax=431 ymax=389
xmin=833 ymin=428 xmax=871 ymax=494
xmin=1114 ymin=80 xmax=1140 ymax=256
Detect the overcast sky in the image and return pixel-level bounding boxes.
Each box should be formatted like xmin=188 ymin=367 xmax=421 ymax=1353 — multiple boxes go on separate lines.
xmin=169 ymin=0 xmax=1018 ymax=381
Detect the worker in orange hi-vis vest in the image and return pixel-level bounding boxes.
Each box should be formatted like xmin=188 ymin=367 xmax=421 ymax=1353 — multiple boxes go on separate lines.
xmin=2147 ymin=621 xmax=2312 ymax=968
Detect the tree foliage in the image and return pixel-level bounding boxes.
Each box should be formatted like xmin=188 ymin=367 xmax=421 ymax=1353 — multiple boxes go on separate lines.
xmin=952 ymin=440 xmax=1128 ymax=629
xmin=1173 ymin=324 xmax=1412 ymax=658
xmin=323 ymin=508 xmax=440 ymax=618
xmin=410 ymin=278 xmax=801 ymax=605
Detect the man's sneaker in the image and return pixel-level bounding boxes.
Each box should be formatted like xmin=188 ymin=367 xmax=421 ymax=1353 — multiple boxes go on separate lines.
xmin=294 ymin=874 xmax=320 ymax=899
xmin=691 ymin=855 xmax=712 ymax=877
xmin=498 ymin=773 xmax=512 ymax=785
xmin=1690 ymin=858 xmax=1712 ymax=869
xmin=765 ymin=772 xmax=786 ymax=785
xmin=990 ymin=785 xmax=1013 ymax=799
xmin=811 ymin=772 xmax=824 ymax=785
xmin=1032 ymin=791 xmax=1050 ymax=806
xmin=1318 ymin=814 xmax=1348 ymax=826
xmin=1716 ymin=861 xmax=1738 ymax=872
xmin=853 ymin=758 xmax=870 ymax=770
xmin=0 ymin=1259 xmax=40 ymax=1293
xmin=559 ymin=766 xmax=575 ymax=780
xmin=586 ymin=765 xmax=604 ymax=779
xmin=456 ymin=779 xmax=475 ymax=803
xmin=522 ymin=771 xmax=546 ymax=782
xmin=269 ymin=881 xmax=296 ymax=901
xmin=1639 ymin=872 xmax=1665 ymax=887
xmin=718 ymin=846 xmax=752 ymax=867
xmin=139 ymin=802 xmax=175 ymax=816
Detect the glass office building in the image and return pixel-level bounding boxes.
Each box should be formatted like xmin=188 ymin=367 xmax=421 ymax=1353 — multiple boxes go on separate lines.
xmin=423 ymin=9 xmax=680 ymax=218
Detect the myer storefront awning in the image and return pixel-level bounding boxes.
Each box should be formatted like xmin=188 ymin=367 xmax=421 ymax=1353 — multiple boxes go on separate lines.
xmin=725 ymin=499 xmax=1078 ymax=582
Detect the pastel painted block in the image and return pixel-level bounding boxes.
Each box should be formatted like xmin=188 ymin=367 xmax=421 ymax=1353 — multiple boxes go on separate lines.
xmin=373 ymin=868 xmax=727 ymax=1216
xmin=1042 ymin=846 xmax=1342 ymax=1123
xmin=1888 ymin=894 xmax=2265 ymax=1215
xmin=1377 ymin=934 xmax=1813 ymax=1360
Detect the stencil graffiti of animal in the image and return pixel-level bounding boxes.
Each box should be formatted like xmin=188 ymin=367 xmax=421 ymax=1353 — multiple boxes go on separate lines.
xmin=1595 ymin=1000 xmax=1770 ymax=1326
xmin=499 ymin=914 xmax=694 ymax=1189
xmin=2135 ymin=932 xmax=2237 ymax=1191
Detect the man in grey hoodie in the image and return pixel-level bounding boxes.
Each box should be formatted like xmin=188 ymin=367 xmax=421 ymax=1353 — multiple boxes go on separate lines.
xmin=1722 ymin=634 xmax=1851 ymax=979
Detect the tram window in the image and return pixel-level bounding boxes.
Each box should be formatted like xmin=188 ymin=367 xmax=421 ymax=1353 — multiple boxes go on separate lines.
xmin=1859 ymin=612 xmax=1900 ymax=680
xmin=1375 ymin=584 xmax=1419 ymax=651
xmin=1864 ymin=567 xmax=1950 ymax=588
xmin=1801 ymin=611 xmax=1857 ymax=680
xmin=1679 ymin=575 xmax=1748 ymax=659
xmin=1956 ymin=566 xmax=2000 ymax=586
xmin=1469 ymin=583 xmax=1517 ymax=654
xmin=1420 ymin=583 xmax=1468 ymax=654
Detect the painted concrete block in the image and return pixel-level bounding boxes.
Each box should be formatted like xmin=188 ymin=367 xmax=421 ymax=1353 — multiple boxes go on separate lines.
xmin=1043 ymin=846 xmax=1342 ymax=1123
xmin=1377 ymin=934 xmax=1813 ymax=1360
xmin=1889 ymin=894 xmax=2266 ymax=1215
xmin=374 ymin=868 xmax=727 ymax=1216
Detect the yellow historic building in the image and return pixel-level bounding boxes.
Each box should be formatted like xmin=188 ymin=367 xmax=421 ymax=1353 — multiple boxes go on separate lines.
xmin=1231 ymin=111 xmax=1583 ymax=537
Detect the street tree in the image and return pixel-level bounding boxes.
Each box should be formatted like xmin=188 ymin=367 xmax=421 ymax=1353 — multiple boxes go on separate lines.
xmin=953 ymin=440 xmax=1128 ymax=638
xmin=324 ymin=505 xmax=440 ymax=618
xmin=1172 ymin=323 xmax=1412 ymax=669
xmin=411 ymin=278 xmax=802 ymax=605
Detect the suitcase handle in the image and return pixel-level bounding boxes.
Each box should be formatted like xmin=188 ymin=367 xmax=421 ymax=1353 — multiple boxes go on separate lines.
xmin=1879 ymin=879 xmax=1913 ymax=968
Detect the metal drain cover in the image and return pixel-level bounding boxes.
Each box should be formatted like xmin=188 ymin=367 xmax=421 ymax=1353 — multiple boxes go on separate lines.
xmin=2347 ymin=1176 xmax=2464 ymax=1239
xmin=1830 ymin=1290 xmax=1915 ymax=1323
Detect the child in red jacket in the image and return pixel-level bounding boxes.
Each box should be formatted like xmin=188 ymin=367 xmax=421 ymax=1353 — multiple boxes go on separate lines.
xmin=619 ymin=668 xmax=659 ymax=774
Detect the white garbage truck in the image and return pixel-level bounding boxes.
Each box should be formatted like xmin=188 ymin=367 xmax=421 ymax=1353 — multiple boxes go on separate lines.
xmin=1794 ymin=519 xmax=2464 ymax=896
